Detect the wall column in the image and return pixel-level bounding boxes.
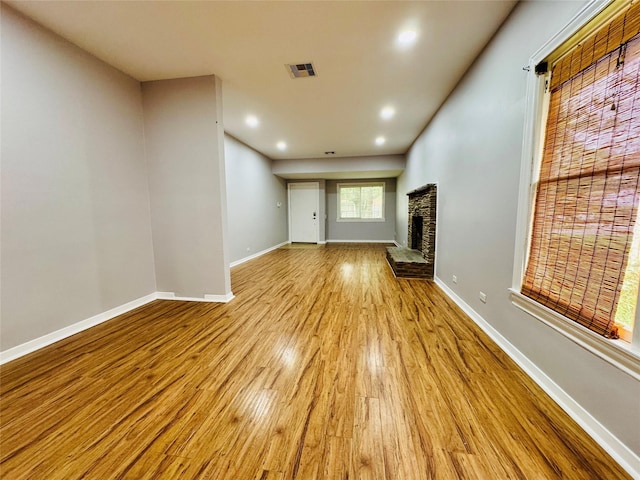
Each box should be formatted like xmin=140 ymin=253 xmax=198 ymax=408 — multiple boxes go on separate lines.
xmin=142 ymin=75 xmax=232 ymax=300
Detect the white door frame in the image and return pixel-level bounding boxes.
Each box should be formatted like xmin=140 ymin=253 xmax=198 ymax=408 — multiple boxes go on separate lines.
xmin=288 ymin=182 xmax=319 ymax=243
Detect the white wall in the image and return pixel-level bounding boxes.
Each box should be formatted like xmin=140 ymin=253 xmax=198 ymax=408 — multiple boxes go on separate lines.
xmin=142 ymin=76 xmax=231 ymax=299
xmin=326 ymin=179 xmax=396 ymax=242
xmin=0 ymin=6 xmax=156 ymax=350
xmin=225 ymin=135 xmax=288 ymax=263
xmin=397 ymin=0 xmax=640 ymax=462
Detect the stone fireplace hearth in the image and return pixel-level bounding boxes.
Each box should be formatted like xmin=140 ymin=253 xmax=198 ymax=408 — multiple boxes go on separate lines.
xmin=386 ymin=184 xmax=437 ymax=279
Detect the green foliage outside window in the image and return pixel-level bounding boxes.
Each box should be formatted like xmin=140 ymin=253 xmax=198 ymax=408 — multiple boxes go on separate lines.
xmin=339 ymin=184 xmax=384 ymax=220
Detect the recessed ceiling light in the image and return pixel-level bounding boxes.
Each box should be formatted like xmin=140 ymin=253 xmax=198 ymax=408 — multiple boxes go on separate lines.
xmin=246 ymin=115 xmax=259 ymax=127
xmin=380 ymin=107 xmax=395 ymax=120
xmin=397 ymin=30 xmax=417 ymax=47
xmin=277 ymin=141 xmax=287 ymax=151
xmin=375 ymin=136 xmax=386 ymax=146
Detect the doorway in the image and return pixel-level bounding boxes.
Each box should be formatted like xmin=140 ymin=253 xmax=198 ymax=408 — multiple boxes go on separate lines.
xmin=288 ymin=182 xmax=319 ymax=243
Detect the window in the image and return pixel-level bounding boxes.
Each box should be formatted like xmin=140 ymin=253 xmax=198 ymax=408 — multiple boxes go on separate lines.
xmin=512 ymin=0 xmax=640 ymax=376
xmin=337 ymin=183 xmax=385 ymax=221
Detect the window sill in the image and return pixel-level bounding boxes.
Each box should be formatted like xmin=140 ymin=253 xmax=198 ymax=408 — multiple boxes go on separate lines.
xmin=509 ymin=289 xmax=640 ymax=380
xmin=336 ymin=218 xmax=385 ymax=223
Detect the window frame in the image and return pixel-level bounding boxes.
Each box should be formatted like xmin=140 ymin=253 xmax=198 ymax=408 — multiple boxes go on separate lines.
xmin=336 ymin=182 xmax=386 ymax=222
xmin=511 ymin=0 xmax=640 ymax=380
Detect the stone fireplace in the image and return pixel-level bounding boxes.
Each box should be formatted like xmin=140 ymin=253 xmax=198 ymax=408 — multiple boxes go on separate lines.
xmin=407 ymin=184 xmax=437 ymax=277
xmin=386 ymin=183 xmax=437 ymax=280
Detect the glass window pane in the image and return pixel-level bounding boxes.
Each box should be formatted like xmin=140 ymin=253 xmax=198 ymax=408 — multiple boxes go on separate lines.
xmin=339 ymin=184 xmax=384 ymax=220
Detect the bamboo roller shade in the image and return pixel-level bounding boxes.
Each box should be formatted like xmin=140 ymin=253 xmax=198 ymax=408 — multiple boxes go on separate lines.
xmin=522 ymin=6 xmax=640 ymax=338
xmin=550 ymin=2 xmax=640 ymax=91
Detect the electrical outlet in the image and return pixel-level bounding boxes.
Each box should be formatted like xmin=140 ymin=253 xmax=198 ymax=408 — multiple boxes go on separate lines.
xmin=246 ymin=247 xmax=251 ymax=252
xmin=452 ymin=275 xmax=457 ymax=284
xmin=479 ymin=292 xmax=487 ymax=303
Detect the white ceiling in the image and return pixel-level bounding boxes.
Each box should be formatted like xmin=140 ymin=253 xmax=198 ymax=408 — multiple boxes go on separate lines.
xmin=6 ymin=0 xmax=517 ymax=161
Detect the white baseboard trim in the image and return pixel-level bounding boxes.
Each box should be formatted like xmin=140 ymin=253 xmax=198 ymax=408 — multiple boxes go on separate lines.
xmin=318 ymin=241 xmax=327 ymax=245
xmin=325 ymin=239 xmax=396 ymax=243
xmin=0 ymin=293 xmax=157 ymax=365
xmin=0 ymin=289 xmax=239 ymax=365
xmin=204 ymin=293 xmax=235 ymax=303
xmin=230 ymin=241 xmax=290 ymax=268
xmin=156 ymin=291 xmax=235 ymax=303
xmin=434 ymin=276 xmax=640 ymax=479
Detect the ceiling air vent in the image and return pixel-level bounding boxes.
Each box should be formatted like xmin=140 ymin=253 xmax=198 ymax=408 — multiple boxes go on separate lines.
xmin=286 ymin=62 xmax=316 ymax=78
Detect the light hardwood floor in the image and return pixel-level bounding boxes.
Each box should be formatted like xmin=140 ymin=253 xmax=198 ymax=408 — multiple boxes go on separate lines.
xmin=0 ymin=243 xmax=631 ymax=479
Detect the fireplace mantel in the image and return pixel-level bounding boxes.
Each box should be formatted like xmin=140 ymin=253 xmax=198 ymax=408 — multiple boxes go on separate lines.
xmin=407 ymin=184 xmax=435 ymax=197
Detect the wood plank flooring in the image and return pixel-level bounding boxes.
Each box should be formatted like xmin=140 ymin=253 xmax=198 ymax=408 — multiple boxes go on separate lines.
xmin=0 ymin=243 xmax=631 ymax=479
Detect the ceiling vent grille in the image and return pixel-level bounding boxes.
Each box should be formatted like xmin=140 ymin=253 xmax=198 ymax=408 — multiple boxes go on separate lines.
xmin=286 ymin=62 xmax=316 ymax=78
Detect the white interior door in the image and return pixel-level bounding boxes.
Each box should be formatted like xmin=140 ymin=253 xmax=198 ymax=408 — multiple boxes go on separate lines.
xmin=289 ymin=182 xmax=319 ymax=243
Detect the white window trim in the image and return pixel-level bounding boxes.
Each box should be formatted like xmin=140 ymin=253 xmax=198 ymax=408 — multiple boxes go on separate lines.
xmin=512 ymin=0 xmax=640 ymax=380
xmin=336 ymin=182 xmax=386 ymax=222
xmin=510 ymin=290 xmax=640 ymax=380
